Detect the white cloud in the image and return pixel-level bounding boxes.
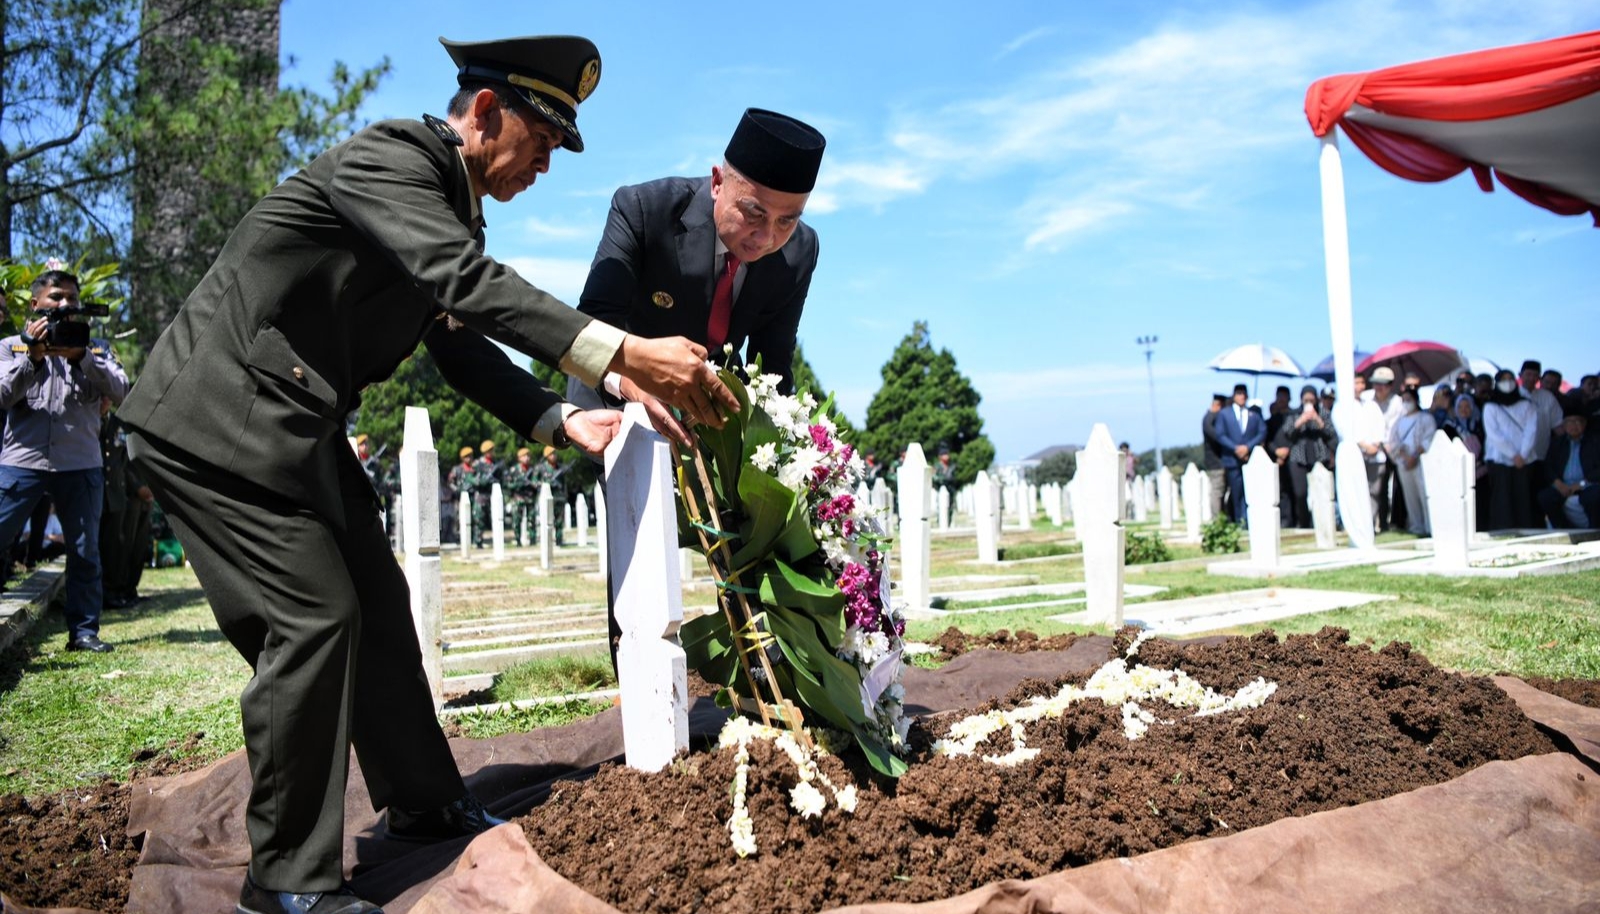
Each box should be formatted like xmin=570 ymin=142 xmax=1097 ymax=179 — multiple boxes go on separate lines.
xmin=517 ymin=217 xmax=591 ymax=241
xmin=997 ymin=26 xmax=1056 ymax=60
xmin=823 ymin=0 xmax=1599 ymax=252
xmin=499 ymin=256 xmax=592 ymax=304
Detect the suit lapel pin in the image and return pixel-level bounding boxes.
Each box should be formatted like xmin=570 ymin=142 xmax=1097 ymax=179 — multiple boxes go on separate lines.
xmin=651 ymin=291 xmax=674 ymax=309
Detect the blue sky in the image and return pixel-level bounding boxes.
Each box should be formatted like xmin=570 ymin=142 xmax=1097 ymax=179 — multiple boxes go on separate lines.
xmin=281 ymin=0 xmax=1597 ymax=464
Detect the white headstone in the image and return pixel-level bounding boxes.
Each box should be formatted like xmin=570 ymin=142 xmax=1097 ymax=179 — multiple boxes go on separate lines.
xmin=604 ymin=404 xmax=688 ymax=772
xmin=871 ymin=478 xmax=891 ymax=514
xmin=458 ymin=491 xmax=471 ymax=557
xmin=593 ymin=483 xmax=608 ymax=578
xmin=897 ymin=444 xmax=933 ymax=611
xmin=1157 ymin=470 xmax=1174 ymax=529
xmin=1078 ymin=426 xmax=1125 ymax=627
xmin=538 ymin=483 xmax=554 ymax=570
xmin=1242 ymin=447 xmax=1281 ymax=568
xmin=400 ymin=407 xmax=444 ymax=707
xmin=1013 ymin=482 xmax=1032 ymax=530
xmin=1421 ymin=430 xmax=1470 ymax=570
xmin=1182 ymin=463 xmax=1203 ymax=542
xmin=975 ymin=471 xmax=999 ymax=564
xmin=576 ymin=493 xmax=590 ymax=548
xmin=1331 ymin=401 xmax=1376 ymax=550
xmin=1309 ymin=463 xmax=1338 ymax=549
xmin=565 ymin=503 xmax=575 ymax=530
xmin=490 ymin=482 xmax=506 ymax=562
xmin=1132 ymin=475 xmax=1149 ymax=523
xmin=1064 ymin=478 xmax=1080 ymax=543
xmin=938 ymin=485 xmax=951 ymax=531
xmin=1199 ymin=473 xmax=1214 ymax=523
xmin=680 ymin=547 xmax=696 ymax=583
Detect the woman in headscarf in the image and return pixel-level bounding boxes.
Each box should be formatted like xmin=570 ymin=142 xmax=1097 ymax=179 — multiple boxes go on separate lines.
xmin=1285 ymin=383 xmax=1336 ymax=529
xmin=1386 ymin=385 xmax=1437 ymax=535
xmin=1443 ymin=393 xmax=1488 ymax=526
xmin=1482 ymin=368 xmax=1539 ymax=530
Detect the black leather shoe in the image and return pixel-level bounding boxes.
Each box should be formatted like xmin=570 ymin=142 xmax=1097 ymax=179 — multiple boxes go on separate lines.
xmin=237 ymin=873 xmax=382 ymax=914
xmin=66 ymin=635 xmax=114 ymax=653
xmin=386 ymin=792 xmax=506 ymax=843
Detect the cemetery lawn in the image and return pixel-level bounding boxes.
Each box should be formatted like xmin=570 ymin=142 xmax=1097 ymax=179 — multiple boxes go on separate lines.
xmin=2 ymin=527 xmax=1597 ymax=798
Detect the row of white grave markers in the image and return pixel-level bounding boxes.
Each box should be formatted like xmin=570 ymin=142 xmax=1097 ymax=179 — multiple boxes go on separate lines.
xmin=974 ymin=471 xmax=999 ymax=563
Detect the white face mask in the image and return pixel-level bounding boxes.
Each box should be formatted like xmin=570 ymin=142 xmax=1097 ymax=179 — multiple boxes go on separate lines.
xmin=1497 ymin=380 xmax=1517 ymax=395
xmin=1403 ymin=401 xmax=1419 ymax=413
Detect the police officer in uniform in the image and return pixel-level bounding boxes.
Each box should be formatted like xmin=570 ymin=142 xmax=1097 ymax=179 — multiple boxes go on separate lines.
xmin=118 ymin=34 xmax=737 ymax=914
xmin=0 ymin=269 xmax=128 ymax=652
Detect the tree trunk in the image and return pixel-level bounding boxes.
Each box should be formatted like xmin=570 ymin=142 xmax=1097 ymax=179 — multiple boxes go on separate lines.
xmin=129 ymin=0 xmax=279 ymax=349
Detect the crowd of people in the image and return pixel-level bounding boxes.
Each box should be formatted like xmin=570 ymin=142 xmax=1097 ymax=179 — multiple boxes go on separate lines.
xmin=1200 ymin=360 xmax=1600 ymax=535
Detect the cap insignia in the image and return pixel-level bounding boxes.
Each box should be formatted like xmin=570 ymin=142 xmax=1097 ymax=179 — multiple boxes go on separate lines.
xmin=577 ymin=58 xmax=600 ymax=102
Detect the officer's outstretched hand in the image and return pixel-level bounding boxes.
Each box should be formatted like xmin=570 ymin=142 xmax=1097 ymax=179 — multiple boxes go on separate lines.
xmin=563 ymin=409 xmax=624 ymax=457
xmin=611 ymin=335 xmax=738 ymax=428
xmin=615 ymin=376 xmax=693 ymax=448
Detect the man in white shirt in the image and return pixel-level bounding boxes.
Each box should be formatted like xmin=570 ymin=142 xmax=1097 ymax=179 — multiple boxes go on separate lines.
xmin=1349 ymin=373 xmax=1390 ymax=534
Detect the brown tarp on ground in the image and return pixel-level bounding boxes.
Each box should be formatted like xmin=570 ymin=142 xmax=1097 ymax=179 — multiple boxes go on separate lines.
xmin=22 ymin=642 xmax=1600 ymax=914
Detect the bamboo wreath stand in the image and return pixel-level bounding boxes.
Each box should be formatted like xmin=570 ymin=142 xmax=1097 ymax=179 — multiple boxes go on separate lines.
xmin=673 ymin=439 xmax=814 ymax=753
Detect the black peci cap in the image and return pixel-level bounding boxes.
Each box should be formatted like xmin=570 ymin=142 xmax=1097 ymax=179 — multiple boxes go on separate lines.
xmin=440 ymin=35 xmax=601 ymax=152
xmin=724 ymin=108 xmax=826 ymax=193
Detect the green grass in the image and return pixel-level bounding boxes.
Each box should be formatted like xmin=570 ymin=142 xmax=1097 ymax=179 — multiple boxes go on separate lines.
xmin=489 ymin=650 xmax=616 ymax=698
xmin=448 ymin=698 xmax=611 ymax=739
xmin=2 ymin=529 xmax=1596 ymax=798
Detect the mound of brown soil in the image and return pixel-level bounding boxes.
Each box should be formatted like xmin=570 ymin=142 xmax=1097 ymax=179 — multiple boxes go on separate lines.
xmin=519 ymin=628 xmax=1558 ymax=914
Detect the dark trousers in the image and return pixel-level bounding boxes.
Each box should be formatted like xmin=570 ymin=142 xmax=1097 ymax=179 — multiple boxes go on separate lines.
xmin=0 ymin=467 xmax=104 ymax=639
xmin=1485 ymin=462 xmax=1535 ymax=530
xmin=1365 ymin=461 xmax=1387 ymax=532
xmin=100 ymin=496 xmax=153 ymax=599
xmin=1537 ymin=483 xmax=1600 ymax=528
xmin=128 ymin=431 xmax=464 ymax=891
xmin=1287 ymin=462 xmax=1315 ymax=528
xmin=1224 ymin=465 xmax=1247 ymax=522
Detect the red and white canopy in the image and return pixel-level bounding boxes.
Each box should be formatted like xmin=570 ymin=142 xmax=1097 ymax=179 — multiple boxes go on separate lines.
xmin=1302 ymin=30 xmax=1600 ymax=550
xmin=1305 ymin=30 xmax=1600 ymax=224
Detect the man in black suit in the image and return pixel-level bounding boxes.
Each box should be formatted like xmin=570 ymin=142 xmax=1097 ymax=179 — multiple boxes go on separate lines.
xmin=1214 ymin=383 xmax=1266 ymax=523
xmin=1537 ymin=410 xmax=1600 ymax=528
xmin=569 ymin=107 xmax=824 ymax=446
xmin=120 ymin=35 xmax=738 ymax=914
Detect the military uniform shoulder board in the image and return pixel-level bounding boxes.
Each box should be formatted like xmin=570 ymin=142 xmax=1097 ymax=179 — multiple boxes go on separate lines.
xmin=10 ymin=344 xmax=28 ymax=353
xmin=423 ymin=113 xmax=464 ymax=147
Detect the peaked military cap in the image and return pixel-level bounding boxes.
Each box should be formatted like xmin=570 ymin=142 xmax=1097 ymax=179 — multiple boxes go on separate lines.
xmin=440 ymin=35 xmax=601 ymax=153
xmin=724 ymin=108 xmax=826 ymax=194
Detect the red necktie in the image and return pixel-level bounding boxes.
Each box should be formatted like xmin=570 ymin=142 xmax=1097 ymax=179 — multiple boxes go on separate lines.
xmin=706 ymin=252 xmax=740 ymax=350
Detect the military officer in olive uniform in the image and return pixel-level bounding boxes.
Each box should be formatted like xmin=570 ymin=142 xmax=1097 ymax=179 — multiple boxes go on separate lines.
xmin=118 ymin=34 xmax=736 ymax=914
xmin=447 ymin=444 xmax=476 ymax=541
xmin=100 ymin=401 xmax=153 ymax=609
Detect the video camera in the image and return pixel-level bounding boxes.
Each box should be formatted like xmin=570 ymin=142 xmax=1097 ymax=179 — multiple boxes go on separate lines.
xmin=30 ymin=302 xmax=109 ymax=350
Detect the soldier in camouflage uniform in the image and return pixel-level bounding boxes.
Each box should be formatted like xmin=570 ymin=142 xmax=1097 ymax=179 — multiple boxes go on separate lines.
xmin=505 ymin=446 xmax=537 ymax=546
xmin=446 ymin=446 xmax=476 ymax=544
xmin=532 ymin=445 xmax=567 ymax=546
xmin=471 ymin=439 xmax=501 ymax=547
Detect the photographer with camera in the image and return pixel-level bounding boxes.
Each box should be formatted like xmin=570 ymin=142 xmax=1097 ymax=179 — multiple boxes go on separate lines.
xmin=0 ymin=269 xmax=128 ymax=652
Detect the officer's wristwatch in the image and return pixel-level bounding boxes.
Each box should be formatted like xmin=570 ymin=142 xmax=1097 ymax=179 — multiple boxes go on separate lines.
xmin=552 ymin=417 xmax=573 ymax=450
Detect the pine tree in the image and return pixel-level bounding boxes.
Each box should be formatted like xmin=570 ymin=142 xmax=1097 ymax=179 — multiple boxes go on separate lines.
xmin=862 ymin=321 xmax=994 ymax=487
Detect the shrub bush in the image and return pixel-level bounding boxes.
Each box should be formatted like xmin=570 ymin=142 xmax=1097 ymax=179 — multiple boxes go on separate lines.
xmin=1202 ymin=515 xmax=1243 ymax=554
xmin=1124 ymin=530 xmax=1173 ymax=565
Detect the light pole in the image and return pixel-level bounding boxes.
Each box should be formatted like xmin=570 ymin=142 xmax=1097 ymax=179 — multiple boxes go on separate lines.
xmin=1136 ymin=335 xmax=1164 ymax=473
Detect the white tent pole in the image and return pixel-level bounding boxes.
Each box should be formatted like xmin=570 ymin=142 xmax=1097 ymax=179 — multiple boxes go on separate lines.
xmin=1318 ymin=131 xmax=1376 ymax=550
